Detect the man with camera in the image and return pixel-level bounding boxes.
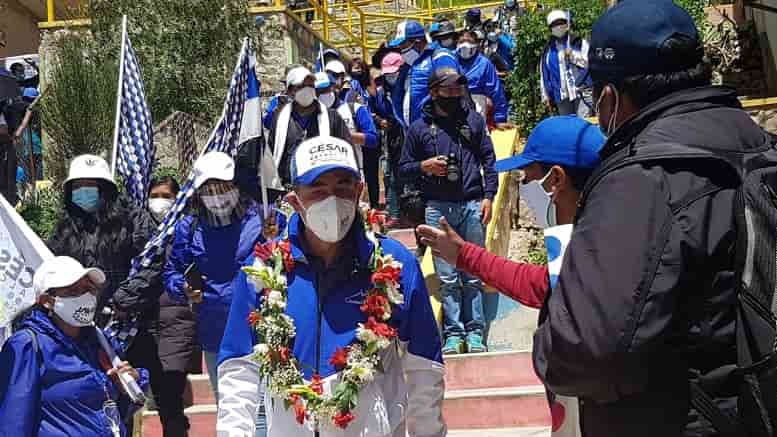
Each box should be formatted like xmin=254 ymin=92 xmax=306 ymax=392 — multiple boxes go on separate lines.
xmin=400 ymin=67 xmax=498 ymax=355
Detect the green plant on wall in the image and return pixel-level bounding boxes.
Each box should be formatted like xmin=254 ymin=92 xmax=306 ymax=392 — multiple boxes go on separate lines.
xmin=17 ymin=188 xmax=62 ymax=241
xmin=39 ymin=34 xmax=116 ymax=186
xmin=89 ymin=0 xmax=257 ymax=124
xmin=507 ymin=0 xmax=710 ymax=137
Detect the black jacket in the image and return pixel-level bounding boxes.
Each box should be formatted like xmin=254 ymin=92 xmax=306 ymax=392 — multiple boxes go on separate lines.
xmin=533 ymin=87 xmax=775 ymax=436
xmin=399 ymin=101 xmax=498 ymax=202
xmin=268 ymin=102 xmax=351 ymax=185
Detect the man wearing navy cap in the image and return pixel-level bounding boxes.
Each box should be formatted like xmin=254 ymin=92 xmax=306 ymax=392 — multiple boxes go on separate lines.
xmin=388 ymin=20 xmax=459 ymax=129
xmin=400 ymin=67 xmax=497 ymax=355
xmin=533 ymin=1 xmax=777 ymax=436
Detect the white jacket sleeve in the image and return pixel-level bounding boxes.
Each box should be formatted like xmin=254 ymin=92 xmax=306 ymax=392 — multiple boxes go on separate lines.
xmin=403 ymin=347 xmax=447 ymax=437
xmin=217 ymin=354 xmax=262 ymax=437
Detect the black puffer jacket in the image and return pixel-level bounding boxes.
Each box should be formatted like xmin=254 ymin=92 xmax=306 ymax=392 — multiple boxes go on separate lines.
xmin=47 ymin=181 xmax=155 ymax=317
xmin=533 ymin=87 xmax=776 ymax=436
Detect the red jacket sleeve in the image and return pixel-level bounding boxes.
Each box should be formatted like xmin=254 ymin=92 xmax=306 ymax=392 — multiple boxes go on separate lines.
xmin=456 ymin=242 xmax=549 ymax=309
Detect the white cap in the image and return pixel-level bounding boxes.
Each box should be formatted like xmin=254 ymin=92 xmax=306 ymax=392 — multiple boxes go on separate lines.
xmin=65 ymin=154 xmax=115 ymax=185
xmin=547 ymin=10 xmax=569 ymax=26
xmin=290 ymin=136 xmax=360 ymax=185
xmin=314 ymin=72 xmax=332 ymax=90
xmin=33 ymin=256 xmax=106 ymax=295
xmin=286 ymin=66 xmax=314 ymax=87
xmin=325 ymin=60 xmax=346 ymax=75
xmin=192 ymin=151 xmax=235 ymax=189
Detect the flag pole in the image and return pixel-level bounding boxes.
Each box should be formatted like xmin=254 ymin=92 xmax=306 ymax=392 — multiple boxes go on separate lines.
xmin=110 ymin=15 xmax=128 ymax=177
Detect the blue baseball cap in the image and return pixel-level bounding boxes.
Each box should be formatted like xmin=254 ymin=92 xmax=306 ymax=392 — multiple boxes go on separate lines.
xmin=290 ymin=136 xmax=361 ymax=185
xmin=23 ymin=87 xmax=39 ymax=99
xmin=466 ymin=8 xmax=481 ymax=19
xmin=389 ymin=21 xmax=425 ymax=48
xmin=495 ymin=116 xmax=605 ymax=172
xmin=589 ymin=0 xmax=701 ymax=82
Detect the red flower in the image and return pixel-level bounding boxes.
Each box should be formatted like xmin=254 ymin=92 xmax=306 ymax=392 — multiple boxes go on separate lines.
xmin=278 ymin=347 xmax=291 ymax=363
xmin=365 ymin=316 xmax=398 ymax=339
xmin=247 ymin=310 xmax=262 ymax=327
xmin=367 ymin=209 xmax=386 ymax=226
xmin=254 ymin=241 xmax=278 ymax=262
xmin=279 ymin=239 xmax=295 ymax=272
xmin=310 ymin=373 xmax=324 ymax=395
xmin=333 ymin=411 xmax=355 ymax=429
xmin=371 ymin=263 xmax=401 ymax=285
xmin=329 ymin=347 xmax=349 ymax=370
xmin=290 ymin=394 xmax=306 ymax=424
xmin=360 ymin=293 xmax=389 ymax=319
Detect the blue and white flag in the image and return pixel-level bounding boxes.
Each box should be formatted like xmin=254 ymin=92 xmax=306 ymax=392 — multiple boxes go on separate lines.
xmin=132 ymin=38 xmax=257 ymax=275
xmin=111 ymin=18 xmax=155 ymax=207
xmin=107 ymin=39 xmax=259 ymax=349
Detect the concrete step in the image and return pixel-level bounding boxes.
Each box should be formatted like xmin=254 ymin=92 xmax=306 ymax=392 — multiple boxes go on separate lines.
xmin=145 ymin=384 xmax=550 ymax=435
xmin=444 ymin=350 xmax=542 ymax=391
xmin=189 ymin=351 xmax=542 ymax=406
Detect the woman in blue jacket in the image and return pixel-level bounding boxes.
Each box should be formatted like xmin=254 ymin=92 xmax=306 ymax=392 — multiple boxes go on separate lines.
xmin=0 ymin=256 xmax=148 ymax=437
xmin=162 ymin=152 xmax=279 ymax=399
xmin=457 ymin=30 xmax=511 ymax=129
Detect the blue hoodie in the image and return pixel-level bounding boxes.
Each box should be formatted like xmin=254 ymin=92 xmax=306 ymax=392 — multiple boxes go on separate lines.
xmin=459 ymin=53 xmax=509 ymax=123
xmin=390 ymin=47 xmax=459 ymax=129
xmin=0 ymin=310 xmax=150 ymax=437
xmin=163 ymin=202 xmax=279 ymax=352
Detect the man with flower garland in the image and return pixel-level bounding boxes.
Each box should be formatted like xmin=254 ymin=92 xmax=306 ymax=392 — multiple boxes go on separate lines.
xmin=217 ymin=135 xmax=446 ymax=437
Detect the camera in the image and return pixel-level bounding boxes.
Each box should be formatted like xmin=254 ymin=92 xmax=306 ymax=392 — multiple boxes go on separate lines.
xmin=443 ymin=153 xmax=460 ymax=183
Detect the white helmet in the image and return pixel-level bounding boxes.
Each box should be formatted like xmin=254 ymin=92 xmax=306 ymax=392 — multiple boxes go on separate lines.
xmin=65 ymin=154 xmax=115 ymax=186
xmin=192 ymin=151 xmax=235 ymax=189
xmin=547 ymin=10 xmax=569 ymax=26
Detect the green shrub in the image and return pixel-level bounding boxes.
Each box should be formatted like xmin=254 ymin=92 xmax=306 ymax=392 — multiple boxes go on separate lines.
xmin=39 ymin=34 xmax=115 ymax=186
xmin=18 ymin=188 xmax=62 ymax=241
xmin=89 ymin=0 xmax=257 ymax=123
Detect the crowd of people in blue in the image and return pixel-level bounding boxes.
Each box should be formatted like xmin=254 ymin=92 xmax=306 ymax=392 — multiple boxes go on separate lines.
xmin=5 ymin=1 xmax=775 ymax=437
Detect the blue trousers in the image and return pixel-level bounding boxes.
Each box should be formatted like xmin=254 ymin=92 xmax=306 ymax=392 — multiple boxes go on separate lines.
xmin=425 ymin=199 xmax=486 ymax=339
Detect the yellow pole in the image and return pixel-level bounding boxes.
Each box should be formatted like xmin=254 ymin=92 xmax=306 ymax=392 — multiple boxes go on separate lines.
xmin=322 ymin=0 xmax=329 ymax=42
xmin=427 ymin=0 xmax=432 ymax=18
xmin=347 ymin=0 xmax=353 ymax=34
xmin=380 ymin=0 xmax=384 ymax=13
xmin=360 ymin=10 xmax=368 ymax=59
xmin=47 ymin=0 xmax=55 ymax=22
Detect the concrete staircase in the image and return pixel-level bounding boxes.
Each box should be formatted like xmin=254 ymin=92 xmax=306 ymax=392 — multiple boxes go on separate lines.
xmin=142 ymin=350 xmax=550 ymax=436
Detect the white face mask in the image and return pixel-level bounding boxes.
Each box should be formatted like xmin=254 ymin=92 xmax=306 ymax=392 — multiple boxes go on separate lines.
xmin=201 ymin=189 xmax=240 ymax=217
xmin=53 ymin=292 xmax=97 ymax=327
xmin=294 ymin=86 xmax=316 ymax=107
xmin=148 ymin=198 xmax=174 ymax=221
xmin=301 ymin=195 xmax=356 ymax=243
xmin=457 ymin=42 xmax=478 ymax=60
xmin=551 ymin=24 xmax=569 ymax=39
xmin=318 ymin=91 xmax=336 ymax=108
xmin=401 ymin=45 xmax=421 ymax=65
xmin=518 ymin=170 xmax=557 ymax=229
xmin=384 ymin=74 xmax=398 ymax=87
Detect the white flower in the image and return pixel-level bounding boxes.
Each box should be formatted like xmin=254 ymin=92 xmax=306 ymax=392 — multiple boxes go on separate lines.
xmin=276 ymin=274 xmax=287 ymax=288
xmin=385 ymin=281 xmax=405 ymax=306
xmin=376 ymin=337 xmax=391 ymax=350
xmin=349 ymin=362 xmax=376 ymax=383
xmin=356 ymin=324 xmax=378 ymax=344
xmin=254 ymin=343 xmax=270 ymax=355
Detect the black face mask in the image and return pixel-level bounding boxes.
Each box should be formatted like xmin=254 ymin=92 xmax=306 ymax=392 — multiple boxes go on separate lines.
xmin=435 ymin=96 xmax=464 ymax=116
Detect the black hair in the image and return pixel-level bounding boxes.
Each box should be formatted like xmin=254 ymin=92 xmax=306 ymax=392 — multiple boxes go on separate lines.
xmin=150 ymin=176 xmax=180 ymax=195
xmin=460 ymin=30 xmax=480 ymax=42
xmin=10 ymin=62 xmax=24 ymax=72
xmin=593 ymin=35 xmax=711 ymax=109
xmin=540 ymin=163 xmax=594 ymax=192
xmin=348 ymin=58 xmax=371 ymax=89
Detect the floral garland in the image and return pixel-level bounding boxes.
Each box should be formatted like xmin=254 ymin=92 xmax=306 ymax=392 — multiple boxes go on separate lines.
xmin=243 ymin=212 xmax=403 ymax=430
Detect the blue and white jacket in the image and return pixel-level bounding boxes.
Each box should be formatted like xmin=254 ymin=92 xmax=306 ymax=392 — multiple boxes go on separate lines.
xmin=390 ymin=48 xmax=459 ymax=129
xmin=0 ymin=309 xmax=150 ymax=437
xmin=540 ymin=36 xmax=591 ymax=104
xmin=216 ymin=214 xmax=445 ymax=437
xmin=459 ymin=53 xmax=509 ymax=123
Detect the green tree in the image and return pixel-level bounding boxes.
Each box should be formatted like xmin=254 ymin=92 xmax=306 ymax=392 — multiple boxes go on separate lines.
xmin=89 ymin=0 xmax=257 ymax=123
xmin=39 ymin=33 xmax=116 ymax=185
xmin=507 ymin=0 xmax=710 ymax=137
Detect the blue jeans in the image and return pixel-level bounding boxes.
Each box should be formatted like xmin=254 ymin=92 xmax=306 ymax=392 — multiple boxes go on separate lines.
xmin=426 ymin=199 xmax=486 ymax=339
xmin=204 ymin=351 xmax=267 ymax=437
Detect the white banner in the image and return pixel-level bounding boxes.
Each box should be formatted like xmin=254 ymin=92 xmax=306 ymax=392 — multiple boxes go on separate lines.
xmin=544 ymin=224 xmax=582 ymax=437
xmin=0 ymin=194 xmax=53 ymax=345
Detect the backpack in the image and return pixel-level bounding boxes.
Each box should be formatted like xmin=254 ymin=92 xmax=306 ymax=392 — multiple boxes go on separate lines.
xmin=578 ymin=137 xmax=777 ymax=437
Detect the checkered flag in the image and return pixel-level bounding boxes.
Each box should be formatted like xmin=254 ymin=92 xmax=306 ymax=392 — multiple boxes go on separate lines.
xmin=108 ymin=38 xmax=256 ymax=350
xmin=111 ymin=19 xmax=155 ymax=207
